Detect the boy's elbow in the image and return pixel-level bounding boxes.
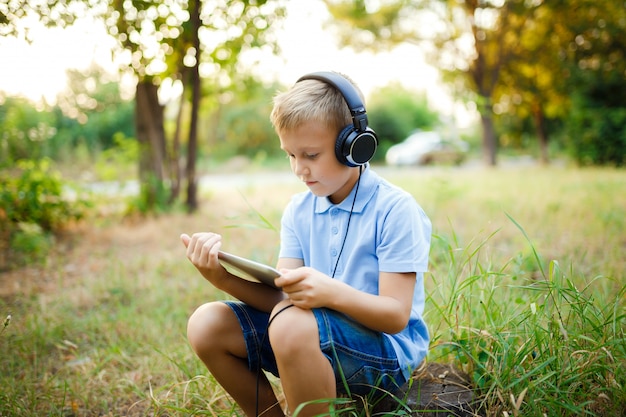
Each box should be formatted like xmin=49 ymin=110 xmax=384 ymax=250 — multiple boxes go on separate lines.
xmin=385 ymin=314 xmax=410 ymax=334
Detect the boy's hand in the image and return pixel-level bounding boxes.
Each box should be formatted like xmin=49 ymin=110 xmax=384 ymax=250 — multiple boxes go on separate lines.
xmin=181 ymin=232 xmax=228 ymax=286
xmin=276 ymin=267 xmax=334 ymax=309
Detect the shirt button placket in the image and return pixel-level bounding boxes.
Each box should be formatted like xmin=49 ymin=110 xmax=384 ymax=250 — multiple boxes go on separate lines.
xmin=330 ymin=208 xmax=340 ymax=267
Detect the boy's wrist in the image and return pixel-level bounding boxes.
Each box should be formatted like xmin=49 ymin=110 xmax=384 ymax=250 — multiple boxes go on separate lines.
xmin=198 ymin=265 xmax=228 ymax=288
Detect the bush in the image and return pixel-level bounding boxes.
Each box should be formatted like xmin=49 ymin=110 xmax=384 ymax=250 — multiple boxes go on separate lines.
xmin=566 ymin=73 xmax=626 ymax=166
xmin=367 ymin=84 xmax=440 ymax=143
xmin=567 ymin=106 xmax=626 ymax=166
xmin=0 ymin=159 xmax=91 ymax=270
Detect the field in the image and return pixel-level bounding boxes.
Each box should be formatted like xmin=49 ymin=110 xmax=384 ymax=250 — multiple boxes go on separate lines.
xmin=1 ymin=164 xmax=625 ymax=416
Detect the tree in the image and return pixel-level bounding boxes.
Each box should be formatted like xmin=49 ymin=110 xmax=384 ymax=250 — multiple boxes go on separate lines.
xmin=1 ymin=0 xmax=287 ymax=212
xmin=492 ymin=4 xmax=567 ymax=164
xmin=110 ymin=0 xmax=288 ymax=212
xmin=325 ymin=0 xmax=626 ymax=167
xmin=492 ymin=0 xmax=626 ymax=166
xmin=557 ymin=0 xmax=626 ymax=166
xmin=323 ymin=0 xmax=543 ymax=166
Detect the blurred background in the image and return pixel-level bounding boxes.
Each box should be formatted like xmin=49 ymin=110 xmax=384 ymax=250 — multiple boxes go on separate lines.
xmin=1 ymin=0 xmax=625 ymax=251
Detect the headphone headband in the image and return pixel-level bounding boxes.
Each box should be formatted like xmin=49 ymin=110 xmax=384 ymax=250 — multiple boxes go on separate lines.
xmin=296 ymin=71 xmax=369 ymax=133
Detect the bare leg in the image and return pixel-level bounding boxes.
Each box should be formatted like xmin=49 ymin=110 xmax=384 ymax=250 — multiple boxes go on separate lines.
xmin=187 ymin=302 xmax=284 ymax=417
xmin=269 ymin=301 xmax=336 ymax=417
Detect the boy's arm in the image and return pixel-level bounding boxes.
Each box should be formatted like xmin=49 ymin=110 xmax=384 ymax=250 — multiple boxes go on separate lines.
xmin=181 ymin=232 xmax=285 ymax=312
xmin=326 ymin=271 xmax=416 ymax=334
xmin=276 ymin=268 xmax=416 ymax=334
xmin=217 ymin=271 xmax=286 ymax=312
xmin=277 ymin=257 xmax=305 ymax=270
xmin=327 ymin=272 xmax=415 ymax=334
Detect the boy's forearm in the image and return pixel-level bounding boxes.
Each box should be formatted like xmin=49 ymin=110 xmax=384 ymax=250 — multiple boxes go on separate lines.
xmin=217 ymin=272 xmax=286 ymax=313
xmin=326 ymin=280 xmax=411 ymax=334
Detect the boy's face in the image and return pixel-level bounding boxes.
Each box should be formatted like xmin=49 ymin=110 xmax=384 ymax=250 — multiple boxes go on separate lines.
xmin=280 ymin=120 xmax=360 ymax=204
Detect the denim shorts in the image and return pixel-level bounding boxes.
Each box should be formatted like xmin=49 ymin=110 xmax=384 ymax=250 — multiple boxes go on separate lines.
xmin=224 ymin=301 xmax=407 ymax=398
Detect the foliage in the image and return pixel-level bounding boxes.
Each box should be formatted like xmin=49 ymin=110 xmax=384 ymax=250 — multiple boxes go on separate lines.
xmin=1 ymin=159 xmax=83 ymax=231
xmin=324 ymin=0 xmax=538 ymax=166
xmin=0 ymin=0 xmax=87 ymax=38
xmin=55 ymin=66 xmax=136 ymax=153
xmin=2 ymin=75 xmax=452 ymax=180
xmin=209 ymin=77 xmax=283 ymax=161
xmin=94 ymin=132 xmax=141 ymax=181
xmin=99 ymin=0 xmax=288 ymax=213
xmin=567 ymin=89 xmax=626 ymax=167
xmin=323 ymin=0 xmax=626 ymax=168
xmin=0 ymin=0 xmax=289 ymax=214
xmin=366 ymin=83 xmax=440 ymax=161
xmin=0 ymin=159 xmax=91 ymax=270
xmin=0 ymin=67 xmax=135 ymax=167
xmin=0 ymin=96 xmax=57 ymax=165
xmin=558 ymin=0 xmax=626 ymax=167
xmin=434 ymin=249 xmax=626 ymax=416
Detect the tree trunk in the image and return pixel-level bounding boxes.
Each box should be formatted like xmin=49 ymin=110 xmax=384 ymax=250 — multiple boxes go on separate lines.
xmin=470 ymin=48 xmax=499 ymax=167
xmin=135 ymin=80 xmax=167 ymax=210
xmin=185 ymin=0 xmax=201 ymax=213
xmin=169 ymin=71 xmax=188 ymax=205
xmin=478 ymin=98 xmax=498 ymax=166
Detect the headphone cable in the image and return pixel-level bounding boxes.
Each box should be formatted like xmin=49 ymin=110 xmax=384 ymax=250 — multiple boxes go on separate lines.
xmin=255 ymin=303 xmax=295 ymax=417
xmin=332 ymin=165 xmax=362 ymax=278
xmin=255 ymin=165 xmax=362 ymax=416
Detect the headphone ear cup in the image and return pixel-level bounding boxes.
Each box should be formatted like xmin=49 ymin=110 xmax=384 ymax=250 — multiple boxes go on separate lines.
xmin=336 ymin=126 xmax=378 ymax=167
xmin=335 ymin=126 xmax=356 ymax=166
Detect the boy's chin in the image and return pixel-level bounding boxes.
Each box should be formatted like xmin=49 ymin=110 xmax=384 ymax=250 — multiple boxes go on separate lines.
xmin=310 ymin=189 xmax=328 ymax=197
xmin=308 ymin=187 xmax=332 ymax=199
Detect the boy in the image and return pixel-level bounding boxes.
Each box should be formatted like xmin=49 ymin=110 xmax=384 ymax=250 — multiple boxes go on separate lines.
xmin=181 ymin=71 xmax=431 ymax=417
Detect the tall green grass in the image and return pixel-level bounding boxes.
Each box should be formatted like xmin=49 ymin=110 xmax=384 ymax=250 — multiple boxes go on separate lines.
xmin=399 ymin=166 xmax=626 ymax=416
xmin=426 ymin=218 xmax=625 ymax=416
xmin=1 ymin=165 xmax=624 ymax=416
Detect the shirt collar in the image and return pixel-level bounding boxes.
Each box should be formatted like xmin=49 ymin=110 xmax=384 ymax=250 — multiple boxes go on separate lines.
xmin=314 ymin=165 xmax=378 ymax=214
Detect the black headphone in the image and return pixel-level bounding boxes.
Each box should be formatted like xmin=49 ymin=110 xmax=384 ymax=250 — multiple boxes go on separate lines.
xmin=296 ymin=71 xmax=378 ymax=167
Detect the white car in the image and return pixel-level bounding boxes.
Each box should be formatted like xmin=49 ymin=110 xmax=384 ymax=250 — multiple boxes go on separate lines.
xmin=385 ymin=131 xmax=469 ymax=166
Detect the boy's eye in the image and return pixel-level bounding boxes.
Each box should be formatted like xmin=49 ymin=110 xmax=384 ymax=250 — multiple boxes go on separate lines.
xmin=284 ymin=152 xmax=318 ymax=160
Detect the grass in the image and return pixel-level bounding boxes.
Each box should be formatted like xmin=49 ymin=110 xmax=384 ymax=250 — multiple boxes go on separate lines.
xmin=1 ymin=164 xmax=625 ymax=416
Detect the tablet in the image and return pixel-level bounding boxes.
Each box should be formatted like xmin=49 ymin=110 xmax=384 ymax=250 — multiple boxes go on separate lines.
xmin=218 ymin=251 xmax=281 ymax=289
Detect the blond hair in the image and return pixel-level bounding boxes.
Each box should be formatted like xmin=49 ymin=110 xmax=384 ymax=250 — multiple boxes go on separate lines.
xmin=270 ymin=72 xmax=365 ymax=136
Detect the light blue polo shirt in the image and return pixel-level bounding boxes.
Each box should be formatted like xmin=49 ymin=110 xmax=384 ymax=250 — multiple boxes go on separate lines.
xmin=279 ymin=166 xmax=432 ymax=379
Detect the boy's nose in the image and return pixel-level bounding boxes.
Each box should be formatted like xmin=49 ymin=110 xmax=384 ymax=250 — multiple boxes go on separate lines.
xmin=293 ymin=159 xmax=309 ymax=177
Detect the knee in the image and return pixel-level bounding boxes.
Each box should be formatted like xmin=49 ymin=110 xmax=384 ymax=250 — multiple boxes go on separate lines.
xmin=268 ymin=304 xmax=318 ymax=358
xmin=187 ymin=302 xmax=228 ymax=354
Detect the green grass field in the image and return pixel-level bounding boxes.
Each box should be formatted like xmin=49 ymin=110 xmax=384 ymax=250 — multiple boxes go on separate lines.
xmin=1 ymin=165 xmax=624 ymax=416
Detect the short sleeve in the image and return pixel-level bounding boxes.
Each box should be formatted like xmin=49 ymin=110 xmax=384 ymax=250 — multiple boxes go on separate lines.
xmin=377 ymin=192 xmax=432 ymax=274
xmin=279 ymin=198 xmax=304 ymax=260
